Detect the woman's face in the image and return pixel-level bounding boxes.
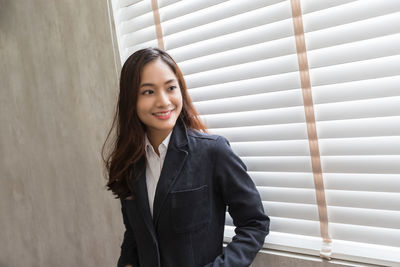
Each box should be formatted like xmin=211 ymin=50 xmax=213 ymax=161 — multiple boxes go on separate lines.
xmin=136 ymin=58 xmax=183 ymax=139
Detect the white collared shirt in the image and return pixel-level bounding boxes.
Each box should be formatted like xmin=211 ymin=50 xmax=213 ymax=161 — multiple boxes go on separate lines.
xmin=144 ymin=132 xmax=172 ymax=217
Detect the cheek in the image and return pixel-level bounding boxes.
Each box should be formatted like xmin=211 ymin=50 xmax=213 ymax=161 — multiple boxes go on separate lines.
xmin=177 ymin=96 xmax=183 ymax=109
xmin=174 ymin=97 xmax=183 ymax=115
xmin=175 ymin=91 xmax=183 ymax=109
xmin=136 ymin=97 xmax=150 ymax=117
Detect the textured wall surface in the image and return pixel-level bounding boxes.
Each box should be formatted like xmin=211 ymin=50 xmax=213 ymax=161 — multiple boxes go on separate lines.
xmin=0 ymin=0 xmax=122 ymax=266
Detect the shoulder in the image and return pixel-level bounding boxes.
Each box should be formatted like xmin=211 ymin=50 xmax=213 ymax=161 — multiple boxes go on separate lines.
xmin=187 ymin=129 xmax=229 ymax=147
xmin=186 ymin=129 xmax=232 ymax=154
xmin=187 ymin=128 xmax=219 ymax=141
xmin=186 ymin=129 xmax=246 ymax=170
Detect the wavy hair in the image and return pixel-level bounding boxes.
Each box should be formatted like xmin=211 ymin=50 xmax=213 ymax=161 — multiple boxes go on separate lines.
xmin=102 ymin=48 xmax=207 ymax=199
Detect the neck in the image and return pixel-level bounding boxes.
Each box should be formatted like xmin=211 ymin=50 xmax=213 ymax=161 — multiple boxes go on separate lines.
xmin=147 ymin=129 xmax=172 ymax=156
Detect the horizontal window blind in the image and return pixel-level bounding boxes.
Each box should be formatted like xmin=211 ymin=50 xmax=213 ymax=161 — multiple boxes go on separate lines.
xmin=110 ymin=0 xmax=400 ymax=265
xmin=301 ymin=0 xmax=400 ymax=265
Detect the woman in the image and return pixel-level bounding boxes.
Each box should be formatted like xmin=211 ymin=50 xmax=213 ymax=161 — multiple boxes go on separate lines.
xmin=103 ymin=48 xmax=269 ymax=267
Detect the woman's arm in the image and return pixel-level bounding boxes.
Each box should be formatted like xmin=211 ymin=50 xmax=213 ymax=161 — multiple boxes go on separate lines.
xmin=207 ymin=136 xmax=270 ymax=266
xmin=117 ymin=200 xmax=140 ymax=267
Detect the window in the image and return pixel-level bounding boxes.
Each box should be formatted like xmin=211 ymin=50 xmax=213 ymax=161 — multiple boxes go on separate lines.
xmin=109 ymin=0 xmax=400 ymax=265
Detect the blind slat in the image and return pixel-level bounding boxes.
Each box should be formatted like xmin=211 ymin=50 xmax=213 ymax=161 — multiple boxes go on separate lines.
xmin=258 ymin=187 xmax=316 ymax=204
xmin=319 ymin=136 xmax=400 ymax=156
xmin=188 ymin=72 xmax=300 ymax=101
xmin=195 ymin=89 xmax=303 ymax=115
xmin=231 ymin=140 xmax=310 ymax=157
xmin=328 ymin=206 xmax=400 ymax=229
xmin=312 ymin=76 xmax=400 ymax=104
xmin=226 ymin=215 xmax=321 ymax=237
xmin=331 ymin=223 xmax=400 ymax=247
xmin=250 ymin=171 xmax=315 ymax=188
xmin=326 ymin=190 xmax=400 ymax=211
xmin=202 ymin=106 xmax=305 ymax=128
xmin=310 ymin=54 xmax=400 ymax=87
xmin=209 ymin=123 xmax=308 ymax=142
xmin=242 ymin=157 xmax=312 ymax=172
xmin=263 ymin=202 xmax=319 ymax=221
xmin=321 ymin=156 xmax=400 ymax=174
xmin=324 ymin=173 xmax=400 ymax=192
xmin=315 ymin=96 xmax=400 ymax=121
xmin=317 ymin=116 xmax=400 ymax=138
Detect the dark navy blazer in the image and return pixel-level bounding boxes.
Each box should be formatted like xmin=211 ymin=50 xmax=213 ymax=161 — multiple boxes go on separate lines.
xmin=118 ymin=120 xmax=269 ymax=267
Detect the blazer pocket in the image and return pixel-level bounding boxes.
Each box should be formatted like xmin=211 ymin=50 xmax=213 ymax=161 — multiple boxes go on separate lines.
xmin=170 ymin=185 xmax=210 ymax=233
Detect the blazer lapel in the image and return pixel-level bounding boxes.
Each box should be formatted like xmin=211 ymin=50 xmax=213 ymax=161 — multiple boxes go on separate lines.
xmin=132 ymin=170 xmax=157 ymax=241
xmin=152 ymin=120 xmax=189 ymax=226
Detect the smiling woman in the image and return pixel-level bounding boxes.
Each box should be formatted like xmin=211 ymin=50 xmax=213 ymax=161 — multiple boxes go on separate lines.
xmin=102 ymin=48 xmax=269 ymax=267
xmin=136 ymin=59 xmax=183 ymax=154
xmin=102 ymin=48 xmax=206 ymax=200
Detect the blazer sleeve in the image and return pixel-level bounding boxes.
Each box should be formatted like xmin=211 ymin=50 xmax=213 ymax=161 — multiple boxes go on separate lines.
xmin=207 ymin=136 xmax=270 ymax=267
xmin=117 ymin=200 xmax=140 ymax=267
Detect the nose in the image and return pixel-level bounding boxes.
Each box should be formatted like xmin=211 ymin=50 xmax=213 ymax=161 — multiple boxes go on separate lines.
xmin=156 ymin=90 xmax=171 ymax=107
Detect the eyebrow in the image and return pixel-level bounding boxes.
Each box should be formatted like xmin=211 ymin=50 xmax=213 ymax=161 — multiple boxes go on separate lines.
xmin=140 ymin=79 xmax=176 ymax=88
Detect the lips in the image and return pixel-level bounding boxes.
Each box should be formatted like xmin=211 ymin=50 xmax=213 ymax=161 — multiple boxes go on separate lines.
xmin=153 ymin=109 xmax=174 ymax=119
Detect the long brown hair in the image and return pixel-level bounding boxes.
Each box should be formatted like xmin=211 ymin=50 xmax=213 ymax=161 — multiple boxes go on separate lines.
xmin=102 ymin=48 xmax=206 ymax=199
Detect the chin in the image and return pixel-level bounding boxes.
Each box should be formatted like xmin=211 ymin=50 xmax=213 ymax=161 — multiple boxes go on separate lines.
xmin=151 ymin=122 xmax=176 ymax=132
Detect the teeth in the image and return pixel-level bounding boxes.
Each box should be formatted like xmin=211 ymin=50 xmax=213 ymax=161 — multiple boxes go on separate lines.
xmin=155 ymin=110 xmax=171 ymax=116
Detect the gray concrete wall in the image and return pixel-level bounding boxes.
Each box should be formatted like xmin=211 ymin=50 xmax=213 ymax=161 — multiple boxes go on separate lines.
xmin=0 ymin=0 xmax=122 ymax=266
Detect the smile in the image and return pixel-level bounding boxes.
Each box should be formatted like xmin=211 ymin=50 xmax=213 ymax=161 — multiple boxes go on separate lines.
xmin=153 ymin=109 xmax=174 ymax=119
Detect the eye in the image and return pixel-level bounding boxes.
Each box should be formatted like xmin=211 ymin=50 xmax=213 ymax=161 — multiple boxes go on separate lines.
xmin=167 ymin=86 xmax=177 ymax=91
xmin=142 ymin=89 xmax=154 ymax=95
